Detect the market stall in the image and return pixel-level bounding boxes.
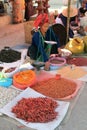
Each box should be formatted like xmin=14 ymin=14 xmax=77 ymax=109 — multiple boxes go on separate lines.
xmin=0 ymin=44 xmax=87 ymax=130
xmin=0 ymin=0 xmax=87 ymax=130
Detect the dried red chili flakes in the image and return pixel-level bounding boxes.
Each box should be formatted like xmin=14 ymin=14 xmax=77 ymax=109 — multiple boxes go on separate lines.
xmin=66 ymin=57 xmax=87 ymax=66
xmin=32 ymin=78 xmax=77 ymax=99
xmin=12 ymin=97 xmax=58 ymax=123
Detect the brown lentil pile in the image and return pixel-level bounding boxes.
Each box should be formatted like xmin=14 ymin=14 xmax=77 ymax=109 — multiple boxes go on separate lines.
xmin=32 ymin=77 xmax=77 ymax=99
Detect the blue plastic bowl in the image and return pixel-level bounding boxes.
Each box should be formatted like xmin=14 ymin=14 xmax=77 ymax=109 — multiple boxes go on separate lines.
xmin=0 ymin=78 xmax=13 ymax=88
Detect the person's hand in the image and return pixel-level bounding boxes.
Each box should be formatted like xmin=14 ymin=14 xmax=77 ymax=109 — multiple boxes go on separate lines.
xmin=58 ymin=48 xmax=62 ymax=55
xmin=58 ymin=48 xmax=72 ymax=57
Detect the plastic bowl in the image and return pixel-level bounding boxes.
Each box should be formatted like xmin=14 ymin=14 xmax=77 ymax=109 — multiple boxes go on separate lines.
xmin=49 ymin=57 xmax=66 ymax=70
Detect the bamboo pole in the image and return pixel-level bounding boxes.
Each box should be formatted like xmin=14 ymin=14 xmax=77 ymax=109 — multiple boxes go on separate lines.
xmin=66 ymin=0 xmax=71 ymax=43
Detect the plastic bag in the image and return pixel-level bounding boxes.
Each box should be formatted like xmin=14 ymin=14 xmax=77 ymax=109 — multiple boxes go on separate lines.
xmin=65 ymin=37 xmax=84 ymax=54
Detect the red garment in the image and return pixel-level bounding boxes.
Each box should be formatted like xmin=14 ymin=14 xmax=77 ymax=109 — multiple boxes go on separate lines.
xmin=12 ymin=0 xmax=23 ymax=23
xmin=34 ymin=13 xmax=49 ymax=29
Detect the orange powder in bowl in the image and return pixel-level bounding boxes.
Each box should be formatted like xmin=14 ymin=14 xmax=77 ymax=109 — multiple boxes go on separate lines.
xmin=13 ymin=70 xmax=36 ymax=89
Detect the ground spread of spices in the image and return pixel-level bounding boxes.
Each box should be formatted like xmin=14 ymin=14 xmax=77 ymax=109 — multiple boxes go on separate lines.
xmin=0 ymin=86 xmax=21 ymax=108
xmin=58 ymin=66 xmax=87 ymax=79
xmin=12 ymin=97 xmax=58 ymax=123
xmin=66 ymin=57 xmax=87 ymax=66
xmin=0 ymin=47 xmax=21 ymax=63
xmin=32 ymin=77 xmax=77 ymax=100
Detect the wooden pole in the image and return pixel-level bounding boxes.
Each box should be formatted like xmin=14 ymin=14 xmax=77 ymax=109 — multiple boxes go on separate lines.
xmin=66 ymin=0 xmax=71 ymax=43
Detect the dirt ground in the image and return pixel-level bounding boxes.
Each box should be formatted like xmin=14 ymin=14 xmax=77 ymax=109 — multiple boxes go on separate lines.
xmin=0 ymin=22 xmax=28 ymax=50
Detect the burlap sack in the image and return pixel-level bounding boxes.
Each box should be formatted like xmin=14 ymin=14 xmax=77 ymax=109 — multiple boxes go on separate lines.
xmin=24 ymin=21 xmax=34 ymax=44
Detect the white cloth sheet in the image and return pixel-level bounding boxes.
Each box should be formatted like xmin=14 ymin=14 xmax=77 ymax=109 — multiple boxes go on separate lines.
xmin=0 ymin=88 xmax=70 ymax=130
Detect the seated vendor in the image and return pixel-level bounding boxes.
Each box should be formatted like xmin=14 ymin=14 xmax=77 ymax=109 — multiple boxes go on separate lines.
xmin=77 ymin=0 xmax=87 ymax=36
xmin=78 ymin=0 xmax=87 ymax=17
xmin=56 ymin=6 xmax=78 ymax=38
xmin=80 ymin=11 xmax=87 ymax=35
xmin=27 ymin=13 xmax=67 ymax=62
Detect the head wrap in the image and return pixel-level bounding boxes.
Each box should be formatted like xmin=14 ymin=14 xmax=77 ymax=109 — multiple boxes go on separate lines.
xmin=34 ymin=13 xmax=49 ymax=29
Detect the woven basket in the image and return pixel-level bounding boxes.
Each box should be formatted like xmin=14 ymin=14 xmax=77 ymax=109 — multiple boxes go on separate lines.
xmin=24 ymin=21 xmax=34 ymax=44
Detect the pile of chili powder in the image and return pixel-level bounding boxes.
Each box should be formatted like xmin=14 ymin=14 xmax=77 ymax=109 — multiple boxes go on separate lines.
xmin=12 ymin=97 xmax=58 ymax=123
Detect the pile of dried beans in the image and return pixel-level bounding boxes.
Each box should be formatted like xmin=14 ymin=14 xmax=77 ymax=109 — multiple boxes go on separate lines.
xmin=12 ymin=97 xmax=58 ymax=123
xmin=32 ymin=77 xmax=77 ymax=99
xmin=66 ymin=57 xmax=87 ymax=66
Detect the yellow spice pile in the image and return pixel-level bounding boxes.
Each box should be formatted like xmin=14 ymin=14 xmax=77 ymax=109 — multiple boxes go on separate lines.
xmin=58 ymin=66 xmax=87 ymax=79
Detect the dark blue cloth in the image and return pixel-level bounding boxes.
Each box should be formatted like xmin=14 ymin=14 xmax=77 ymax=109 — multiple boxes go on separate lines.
xmin=45 ymin=26 xmax=61 ymax=54
xmin=32 ymin=31 xmax=48 ymax=62
xmin=59 ymin=13 xmax=74 ymax=38
xmin=46 ymin=26 xmax=60 ymax=48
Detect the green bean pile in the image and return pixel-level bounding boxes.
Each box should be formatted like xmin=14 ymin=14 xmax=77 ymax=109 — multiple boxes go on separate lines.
xmin=0 ymin=47 xmax=21 ymax=63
